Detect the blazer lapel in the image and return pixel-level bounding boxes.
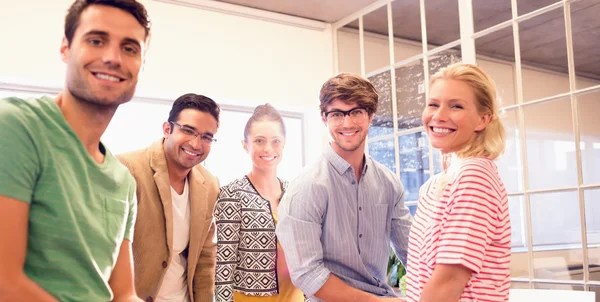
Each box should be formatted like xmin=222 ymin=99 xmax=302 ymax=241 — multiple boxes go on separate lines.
xmin=187 ymin=167 xmax=208 ymax=279
xmin=150 ymin=139 xmax=174 ymax=255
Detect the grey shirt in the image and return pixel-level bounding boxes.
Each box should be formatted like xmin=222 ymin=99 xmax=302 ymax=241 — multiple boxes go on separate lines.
xmin=276 ymin=143 xmax=412 ymax=300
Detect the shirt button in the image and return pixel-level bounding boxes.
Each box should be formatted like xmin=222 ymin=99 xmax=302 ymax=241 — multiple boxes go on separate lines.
xmin=359 ymin=234 xmax=363 ymax=238
xmin=359 ymin=207 xmax=362 ymax=211
xmin=352 ymin=180 xmax=356 ymax=184
xmin=162 ymin=261 xmax=167 ymax=268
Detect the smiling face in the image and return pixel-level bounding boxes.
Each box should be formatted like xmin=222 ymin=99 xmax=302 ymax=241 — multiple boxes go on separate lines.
xmin=323 ymin=99 xmax=373 ymax=159
xmin=60 ymin=4 xmax=146 ymax=108
xmin=163 ymin=108 xmax=218 ymax=174
xmin=243 ymin=120 xmax=285 ymax=173
xmin=423 ymin=79 xmax=491 ymax=155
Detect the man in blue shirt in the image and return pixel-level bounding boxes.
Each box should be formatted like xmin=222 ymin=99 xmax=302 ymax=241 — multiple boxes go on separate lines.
xmin=276 ymin=73 xmax=412 ymax=301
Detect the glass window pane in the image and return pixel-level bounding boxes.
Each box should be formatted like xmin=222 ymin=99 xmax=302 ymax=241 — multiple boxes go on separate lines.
xmin=399 ymin=132 xmax=430 ymax=202
xmin=364 ymin=5 xmax=391 ymax=74
xmin=337 ymin=19 xmax=361 ymax=74
xmin=395 ymin=59 xmax=425 ymax=131
xmin=531 ymin=190 xmax=583 ymax=280
xmin=518 ymin=0 xmax=562 ymax=15
xmin=391 ymin=0 xmax=422 ymax=63
xmin=497 ymin=109 xmax=524 ymax=193
xmin=577 ymin=91 xmax=600 ymax=185
xmin=472 ymin=0 xmax=512 ymax=32
xmin=368 ymin=137 xmax=396 ymax=174
xmin=509 ymin=195 xmax=529 ymax=278
xmin=424 ymin=0 xmax=460 ymax=48
xmin=585 ymin=188 xmax=600 ymax=281
xmin=519 ymin=7 xmax=569 ymax=102
xmin=475 ymin=26 xmax=517 ymax=107
xmin=523 ymin=98 xmax=577 ymax=190
xmin=407 ymin=204 xmax=418 ymax=217
xmin=368 ymin=70 xmax=394 ymax=137
xmin=428 ymin=51 xmax=462 ymax=78
xmin=571 ymin=0 xmax=600 ymax=90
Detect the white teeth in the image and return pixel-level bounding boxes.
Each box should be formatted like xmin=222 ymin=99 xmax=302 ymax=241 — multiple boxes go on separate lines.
xmin=95 ymin=73 xmax=121 ymax=82
xmin=432 ymin=127 xmax=453 ymax=134
xmin=341 ymin=132 xmax=356 ymax=136
xmin=183 ymin=149 xmax=199 ymax=156
xmin=261 ymin=157 xmax=275 ymax=161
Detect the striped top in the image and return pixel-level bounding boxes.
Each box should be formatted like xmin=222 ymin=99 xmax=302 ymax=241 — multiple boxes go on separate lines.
xmin=406 ymin=157 xmax=511 ymax=302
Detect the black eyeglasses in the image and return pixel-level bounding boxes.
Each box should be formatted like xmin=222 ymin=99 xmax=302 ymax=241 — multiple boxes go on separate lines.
xmin=170 ymin=121 xmax=217 ymax=145
xmin=323 ymin=107 xmax=368 ymax=126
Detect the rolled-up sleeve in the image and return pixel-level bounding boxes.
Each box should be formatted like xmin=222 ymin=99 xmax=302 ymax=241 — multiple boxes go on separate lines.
xmin=275 ymin=183 xmax=330 ymax=297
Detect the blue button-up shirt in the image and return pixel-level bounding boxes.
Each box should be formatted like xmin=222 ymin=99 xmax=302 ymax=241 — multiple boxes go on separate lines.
xmin=276 ymin=144 xmax=412 ymax=300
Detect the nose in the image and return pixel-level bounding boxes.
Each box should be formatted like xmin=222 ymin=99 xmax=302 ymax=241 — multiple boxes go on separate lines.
xmin=341 ymin=113 xmax=354 ymax=128
xmin=188 ymin=135 xmax=204 ymax=151
xmin=264 ymin=141 xmax=273 ymax=153
xmin=432 ymin=104 xmax=449 ymax=122
xmin=102 ymin=43 xmax=122 ymax=68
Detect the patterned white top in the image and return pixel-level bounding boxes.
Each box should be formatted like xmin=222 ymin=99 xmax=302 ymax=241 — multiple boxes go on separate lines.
xmin=214 ymin=176 xmax=287 ymax=302
xmin=406 ymin=157 xmax=511 ymax=302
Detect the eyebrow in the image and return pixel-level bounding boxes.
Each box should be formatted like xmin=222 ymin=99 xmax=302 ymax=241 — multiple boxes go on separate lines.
xmin=83 ymin=30 xmax=142 ymax=49
xmin=327 ymin=106 xmax=363 ymax=112
xmin=181 ymin=124 xmax=214 ymax=137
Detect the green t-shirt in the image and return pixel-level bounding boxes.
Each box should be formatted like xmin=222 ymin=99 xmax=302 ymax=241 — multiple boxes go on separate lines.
xmin=0 ymin=96 xmax=137 ymax=301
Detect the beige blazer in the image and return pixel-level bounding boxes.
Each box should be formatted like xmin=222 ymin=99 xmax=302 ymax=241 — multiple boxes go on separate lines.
xmin=118 ymin=139 xmax=218 ymax=302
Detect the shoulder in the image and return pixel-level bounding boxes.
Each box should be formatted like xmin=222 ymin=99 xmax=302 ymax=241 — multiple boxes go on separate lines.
xmin=0 ymin=96 xmax=46 ymax=126
xmin=116 ymin=147 xmax=150 ymax=171
xmin=193 ymin=164 xmax=219 ymax=188
xmin=219 ymin=177 xmax=249 ymax=196
xmin=453 ymin=157 xmax=503 ymax=187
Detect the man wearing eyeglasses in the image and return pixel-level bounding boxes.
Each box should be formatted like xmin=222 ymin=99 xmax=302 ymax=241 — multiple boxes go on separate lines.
xmin=117 ymin=93 xmax=220 ymax=302
xmin=276 ymin=73 xmax=412 ymax=302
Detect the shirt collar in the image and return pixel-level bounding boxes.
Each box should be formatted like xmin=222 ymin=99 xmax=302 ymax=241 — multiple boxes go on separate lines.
xmin=324 ymin=143 xmax=369 ymax=176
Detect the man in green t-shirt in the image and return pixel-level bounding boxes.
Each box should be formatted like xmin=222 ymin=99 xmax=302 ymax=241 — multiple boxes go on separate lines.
xmin=0 ymin=0 xmax=151 ymax=301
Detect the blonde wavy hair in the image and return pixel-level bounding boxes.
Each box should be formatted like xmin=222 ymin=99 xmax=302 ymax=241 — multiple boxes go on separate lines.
xmin=429 ymin=63 xmax=506 ymax=160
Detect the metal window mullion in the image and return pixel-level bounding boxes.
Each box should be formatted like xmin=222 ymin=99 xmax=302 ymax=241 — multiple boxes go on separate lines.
xmin=510 ymin=0 xmax=535 ymax=288
xmin=332 ymin=23 xmax=340 ymax=74
xmin=563 ymin=0 xmax=590 ymax=287
xmin=458 ymin=0 xmax=476 ymax=64
xmin=418 ymin=0 xmax=433 ymax=178
xmin=386 ymin=0 xmax=402 ymax=177
xmin=359 ymin=16 xmax=366 ymax=77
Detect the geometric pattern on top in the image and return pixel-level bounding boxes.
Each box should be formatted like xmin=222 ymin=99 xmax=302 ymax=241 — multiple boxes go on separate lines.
xmin=215 ymin=176 xmax=288 ymax=301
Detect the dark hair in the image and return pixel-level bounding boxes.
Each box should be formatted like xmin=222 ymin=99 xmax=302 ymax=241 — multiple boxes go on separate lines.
xmin=319 ymin=73 xmax=378 ymax=115
xmin=64 ymin=0 xmax=151 ymax=44
xmin=244 ymin=104 xmax=286 ymax=142
xmin=168 ymin=93 xmax=220 ymax=128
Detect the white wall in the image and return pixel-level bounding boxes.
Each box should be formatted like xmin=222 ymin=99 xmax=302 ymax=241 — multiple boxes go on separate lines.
xmin=0 ymin=0 xmax=335 ymax=164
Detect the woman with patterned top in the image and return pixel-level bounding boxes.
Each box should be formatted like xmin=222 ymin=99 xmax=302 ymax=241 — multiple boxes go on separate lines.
xmin=405 ymin=63 xmax=511 ymax=302
xmin=214 ymin=104 xmax=304 ymax=302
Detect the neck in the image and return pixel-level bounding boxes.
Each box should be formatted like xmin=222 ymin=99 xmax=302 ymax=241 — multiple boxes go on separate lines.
xmin=331 ymin=142 xmax=365 ymax=176
xmin=56 ymin=92 xmax=117 ymax=163
xmin=247 ymin=167 xmax=279 ymax=190
xmin=163 ymin=143 xmax=191 ymax=192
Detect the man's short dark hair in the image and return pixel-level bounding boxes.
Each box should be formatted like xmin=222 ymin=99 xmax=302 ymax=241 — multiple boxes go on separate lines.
xmin=64 ymin=0 xmax=151 ymax=44
xmin=168 ymin=94 xmax=221 ymax=128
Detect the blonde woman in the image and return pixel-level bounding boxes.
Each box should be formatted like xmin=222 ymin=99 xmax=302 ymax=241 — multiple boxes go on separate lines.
xmin=406 ymin=63 xmax=511 ymax=302
xmin=215 ymin=104 xmax=304 ymax=302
